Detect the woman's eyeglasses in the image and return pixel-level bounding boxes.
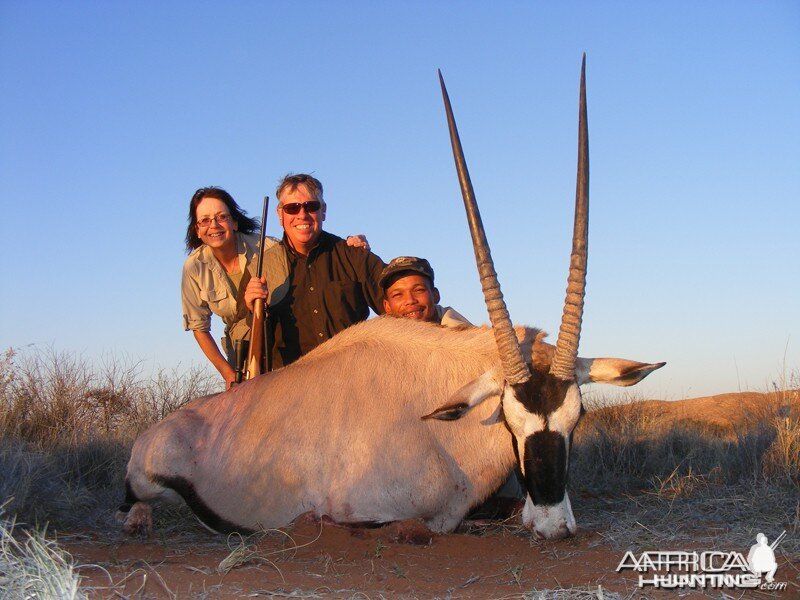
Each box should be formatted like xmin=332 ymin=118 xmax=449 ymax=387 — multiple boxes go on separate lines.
xmin=197 ymin=213 xmax=232 ymax=228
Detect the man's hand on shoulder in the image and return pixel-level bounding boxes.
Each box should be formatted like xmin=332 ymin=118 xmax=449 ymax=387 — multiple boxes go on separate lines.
xmin=345 ymin=235 xmax=370 ymax=251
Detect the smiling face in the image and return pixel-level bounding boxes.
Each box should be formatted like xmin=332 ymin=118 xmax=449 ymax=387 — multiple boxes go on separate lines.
xmin=196 ymin=196 xmax=237 ymax=252
xmin=277 ymin=183 xmax=325 ymax=256
xmin=383 ymin=273 xmax=440 ymax=322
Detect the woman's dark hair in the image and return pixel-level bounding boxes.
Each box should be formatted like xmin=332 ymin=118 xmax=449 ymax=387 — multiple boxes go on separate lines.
xmin=185 ymin=187 xmax=260 ymax=252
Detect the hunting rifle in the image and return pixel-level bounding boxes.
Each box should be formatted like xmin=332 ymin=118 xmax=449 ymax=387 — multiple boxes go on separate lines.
xmin=246 ymin=196 xmax=270 ymax=379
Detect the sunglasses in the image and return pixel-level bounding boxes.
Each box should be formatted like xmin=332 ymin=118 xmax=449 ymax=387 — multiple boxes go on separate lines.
xmin=280 ymin=200 xmax=322 ymax=215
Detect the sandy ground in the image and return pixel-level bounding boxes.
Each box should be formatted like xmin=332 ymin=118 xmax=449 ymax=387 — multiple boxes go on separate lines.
xmin=67 ymin=518 xmax=634 ymax=598
xmin=62 ymin=392 xmax=799 ymax=599
xmin=64 ymin=516 xmax=799 ymax=599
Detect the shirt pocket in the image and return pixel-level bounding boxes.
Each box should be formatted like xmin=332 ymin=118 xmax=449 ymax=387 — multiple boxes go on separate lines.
xmin=200 ymin=286 xmax=233 ymax=317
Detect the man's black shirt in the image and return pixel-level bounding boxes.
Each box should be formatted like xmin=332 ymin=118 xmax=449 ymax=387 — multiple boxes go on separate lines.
xmin=268 ymin=231 xmax=385 ymax=368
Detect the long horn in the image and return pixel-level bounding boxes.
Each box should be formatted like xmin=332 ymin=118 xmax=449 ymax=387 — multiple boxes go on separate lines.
xmin=439 ymin=70 xmax=530 ymax=386
xmin=550 ymin=54 xmax=589 ymax=381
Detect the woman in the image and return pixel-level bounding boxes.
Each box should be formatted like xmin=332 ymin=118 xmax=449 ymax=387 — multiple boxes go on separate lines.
xmin=182 ymin=186 xmax=368 ymax=387
xmin=182 ymin=187 xmax=267 ymax=388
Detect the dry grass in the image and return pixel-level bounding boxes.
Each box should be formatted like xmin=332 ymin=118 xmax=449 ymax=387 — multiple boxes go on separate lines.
xmin=0 ymin=347 xmax=219 ymax=446
xmin=0 ymin=346 xmax=220 ymax=529
xmin=0 ymin=506 xmax=87 ymax=600
xmin=570 ymin=380 xmax=800 ymax=554
xmin=573 ymin=383 xmax=800 ymax=489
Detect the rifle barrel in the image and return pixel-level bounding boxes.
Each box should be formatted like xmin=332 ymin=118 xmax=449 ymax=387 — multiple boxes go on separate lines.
xmin=246 ymin=195 xmax=270 ymax=379
xmin=256 ymin=196 xmax=269 ymax=278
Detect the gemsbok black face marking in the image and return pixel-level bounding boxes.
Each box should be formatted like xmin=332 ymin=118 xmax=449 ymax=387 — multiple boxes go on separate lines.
xmin=523 ymin=430 xmax=568 ymax=505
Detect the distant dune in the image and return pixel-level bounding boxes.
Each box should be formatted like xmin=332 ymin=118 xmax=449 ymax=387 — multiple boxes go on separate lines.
xmin=585 ymin=389 xmax=799 ymax=440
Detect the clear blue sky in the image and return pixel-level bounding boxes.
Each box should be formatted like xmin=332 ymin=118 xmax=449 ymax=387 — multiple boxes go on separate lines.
xmin=2 ymin=1 xmax=798 ymax=399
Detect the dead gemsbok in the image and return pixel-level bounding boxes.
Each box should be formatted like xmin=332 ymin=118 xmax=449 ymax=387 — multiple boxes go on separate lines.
xmin=120 ymin=56 xmax=664 ymax=539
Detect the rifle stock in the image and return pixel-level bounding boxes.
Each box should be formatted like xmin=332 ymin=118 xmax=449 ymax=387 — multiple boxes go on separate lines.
xmin=245 ymin=196 xmax=270 ymax=379
xmin=247 ymin=297 xmax=265 ymax=378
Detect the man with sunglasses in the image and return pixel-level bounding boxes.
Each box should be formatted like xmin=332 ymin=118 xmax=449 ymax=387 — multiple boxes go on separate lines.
xmin=245 ymin=174 xmax=386 ymax=369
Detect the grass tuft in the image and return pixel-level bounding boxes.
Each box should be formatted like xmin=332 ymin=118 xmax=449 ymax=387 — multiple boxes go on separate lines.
xmin=0 ymin=507 xmax=86 ymax=600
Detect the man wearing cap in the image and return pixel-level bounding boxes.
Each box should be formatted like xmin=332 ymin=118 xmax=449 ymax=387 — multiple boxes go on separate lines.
xmin=379 ymin=256 xmax=472 ymax=328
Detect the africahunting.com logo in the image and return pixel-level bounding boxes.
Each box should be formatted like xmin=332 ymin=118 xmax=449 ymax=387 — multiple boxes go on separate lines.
xmin=616 ymin=531 xmax=787 ymax=590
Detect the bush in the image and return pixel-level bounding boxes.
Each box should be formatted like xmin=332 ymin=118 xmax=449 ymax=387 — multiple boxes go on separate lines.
xmin=0 ymin=347 xmax=220 ymax=447
xmin=0 ymin=346 xmax=220 ymax=528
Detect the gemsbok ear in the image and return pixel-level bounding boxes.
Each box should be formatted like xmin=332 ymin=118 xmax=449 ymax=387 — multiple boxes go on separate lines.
xmin=421 ymin=371 xmax=502 ymax=421
xmin=575 ymin=358 xmax=666 ymax=387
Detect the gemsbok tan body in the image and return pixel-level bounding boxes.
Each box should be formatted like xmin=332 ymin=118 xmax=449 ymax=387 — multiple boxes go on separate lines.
xmin=121 ymin=57 xmax=664 ymax=539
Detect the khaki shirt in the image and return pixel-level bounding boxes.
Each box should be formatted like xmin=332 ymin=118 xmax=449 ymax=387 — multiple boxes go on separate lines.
xmin=181 ymin=232 xmax=280 ymax=341
xmin=249 ymin=238 xmax=292 ymax=309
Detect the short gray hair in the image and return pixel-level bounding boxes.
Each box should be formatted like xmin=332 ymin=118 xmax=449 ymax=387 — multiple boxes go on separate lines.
xmin=276 ymin=173 xmax=324 ymax=203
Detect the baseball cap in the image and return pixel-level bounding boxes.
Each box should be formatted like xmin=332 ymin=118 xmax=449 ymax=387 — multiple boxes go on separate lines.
xmin=378 ymin=256 xmax=435 ymax=290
